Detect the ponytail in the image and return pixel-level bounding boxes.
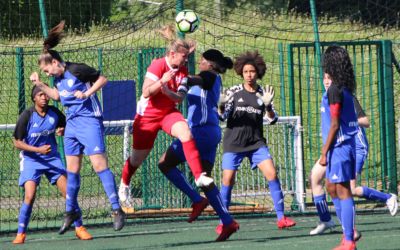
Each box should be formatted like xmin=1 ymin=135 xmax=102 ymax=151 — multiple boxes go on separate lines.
xmin=158 ymin=24 xmax=195 ymax=54
xmin=38 ymin=21 xmax=65 ymax=65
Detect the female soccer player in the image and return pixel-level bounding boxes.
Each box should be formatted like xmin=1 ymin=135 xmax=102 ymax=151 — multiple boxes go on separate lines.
xmin=218 ymin=51 xmax=296 ymax=230
xmin=157 ymin=49 xmax=239 ymax=241
xmin=310 ymin=96 xmax=398 ymax=236
xmin=119 ymin=26 xmax=213 ymax=202
xmin=12 ymin=86 xmax=92 ymax=244
xmin=29 ymin=21 xmax=125 ymax=234
xmin=318 ymin=45 xmax=358 ymax=250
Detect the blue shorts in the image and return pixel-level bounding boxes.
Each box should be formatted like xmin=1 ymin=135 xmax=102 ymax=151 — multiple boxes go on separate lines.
xmin=170 ymin=125 xmax=221 ymax=165
xmin=326 ymin=139 xmax=356 ymax=183
xmin=64 ymin=116 xmax=106 ymax=156
xmin=19 ymin=154 xmax=66 ymax=186
xmin=355 ymin=148 xmax=368 ymax=175
xmin=222 ymin=146 xmax=272 ymax=171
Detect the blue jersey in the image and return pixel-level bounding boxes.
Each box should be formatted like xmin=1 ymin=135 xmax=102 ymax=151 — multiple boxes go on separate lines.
xmin=187 ymin=73 xmax=221 ymax=128
xmin=13 ymin=106 xmax=66 ymax=160
xmin=55 ymin=62 xmax=102 ymax=120
xmin=321 ymin=85 xmax=358 ymax=146
xmin=353 ymin=96 xmax=369 ymax=153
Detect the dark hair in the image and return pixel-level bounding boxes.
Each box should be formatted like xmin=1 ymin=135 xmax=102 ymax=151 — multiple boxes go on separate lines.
xmin=31 ymin=84 xmax=48 ymax=101
xmin=233 ymin=51 xmax=266 ymax=79
xmin=38 ymin=21 xmax=65 ymax=65
xmin=322 ymin=45 xmax=356 ymax=93
xmin=202 ymin=49 xmax=233 ymax=74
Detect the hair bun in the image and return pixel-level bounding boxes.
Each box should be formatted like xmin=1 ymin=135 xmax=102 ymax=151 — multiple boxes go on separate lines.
xmin=222 ymin=56 xmax=233 ymax=69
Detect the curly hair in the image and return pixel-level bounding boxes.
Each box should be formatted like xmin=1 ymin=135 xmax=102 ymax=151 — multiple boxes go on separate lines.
xmin=38 ymin=21 xmax=65 ymax=65
xmin=322 ymin=45 xmax=356 ymax=93
xmin=233 ymin=51 xmax=266 ymax=79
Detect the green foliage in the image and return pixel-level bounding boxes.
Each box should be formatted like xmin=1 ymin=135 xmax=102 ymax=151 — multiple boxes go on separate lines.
xmin=0 ymin=0 xmax=113 ymax=38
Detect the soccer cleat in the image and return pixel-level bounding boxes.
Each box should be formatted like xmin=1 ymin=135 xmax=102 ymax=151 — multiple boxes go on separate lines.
xmin=333 ymin=240 xmax=357 ymax=250
xmin=215 ymin=220 xmax=239 ymax=242
xmin=112 ymin=208 xmax=126 ymax=231
xmin=188 ymin=198 xmax=209 ymax=223
xmin=386 ymin=193 xmax=398 ymax=216
xmin=310 ymin=220 xmax=336 ymax=235
xmin=59 ymin=210 xmax=82 ymax=234
xmin=215 ymin=223 xmax=223 ymax=235
xmin=118 ymin=181 xmax=131 ymax=203
xmin=12 ymin=233 xmax=26 ymax=244
xmin=194 ymin=172 xmax=214 ymax=187
xmin=277 ymin=216 xmax=296 ymax=229
xmin=75 ymin=226 xmax=93 ymax=240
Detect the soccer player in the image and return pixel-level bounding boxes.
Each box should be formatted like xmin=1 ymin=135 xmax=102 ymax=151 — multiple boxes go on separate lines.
xmin=29 ymin=21 xmax=125 ymax=234
xmin=12 ymin=86 xmax=92 ymax=244
xmin=118 ymin=25 xmax=213 ymax=202
xmin=218 ymin=51 xmax=296 ymax=230
xmin=310 ymin=96 xmax=398 ymax=236
xmin=318 ymin=45 xmax=358 ymax=250
xmin=157 ymin=49 xmax=239 ymax=241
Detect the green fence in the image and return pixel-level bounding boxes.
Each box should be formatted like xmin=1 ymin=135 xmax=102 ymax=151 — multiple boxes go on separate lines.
xmin=280 ymin=40 xmax=397 ymax=200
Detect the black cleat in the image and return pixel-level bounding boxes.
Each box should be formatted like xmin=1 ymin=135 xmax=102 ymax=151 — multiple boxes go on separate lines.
xmin=112 ymin=208 xmax=126 ymax=231
xmin=59 ymin=210 xmax=81 ymax=235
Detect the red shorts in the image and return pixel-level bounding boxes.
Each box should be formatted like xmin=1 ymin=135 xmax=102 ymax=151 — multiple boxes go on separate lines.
xmin=132 ymin=109 xmax=186 ymax=150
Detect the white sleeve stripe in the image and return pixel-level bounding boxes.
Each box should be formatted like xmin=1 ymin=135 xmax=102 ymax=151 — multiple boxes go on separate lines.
xmin=145 ymin=72 xmax=160 ymax=82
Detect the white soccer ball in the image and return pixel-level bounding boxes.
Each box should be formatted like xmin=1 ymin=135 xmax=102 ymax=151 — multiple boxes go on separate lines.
xmin=175 ymin=9 xmax=200 ymax=33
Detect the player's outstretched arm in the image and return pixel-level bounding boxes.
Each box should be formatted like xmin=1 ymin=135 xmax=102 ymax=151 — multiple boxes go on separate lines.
xmin=30 ymin=72 xmax=60 ymax=101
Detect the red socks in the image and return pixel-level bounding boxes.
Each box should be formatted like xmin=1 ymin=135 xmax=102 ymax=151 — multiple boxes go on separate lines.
xmin=182 ymin=139 xmax=203 ymax=179
xmin=121 ymin=157 xmax=137 ymax=185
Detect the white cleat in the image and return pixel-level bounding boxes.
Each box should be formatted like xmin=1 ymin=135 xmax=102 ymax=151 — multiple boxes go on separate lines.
xmin=118 ymin=181 xmax=131 ymax=204
xmin=386 ymin=193 xmax=398 ymax=216
xmin=195 ymin=172 xmax=214 ymax=187
xmin=310 ymin=220 xmax=336 ymax=235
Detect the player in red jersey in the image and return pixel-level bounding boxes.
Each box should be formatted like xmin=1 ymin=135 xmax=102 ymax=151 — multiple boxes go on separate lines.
xmin=119 ymin=26 xmax=213 ymax=204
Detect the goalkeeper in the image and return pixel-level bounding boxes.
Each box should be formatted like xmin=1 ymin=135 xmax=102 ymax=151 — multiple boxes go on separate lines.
xmin=218 ymin=51 xmax=296 ymax=231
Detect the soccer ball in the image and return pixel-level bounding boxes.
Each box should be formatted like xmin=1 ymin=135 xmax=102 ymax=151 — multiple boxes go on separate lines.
xmin=175 ymin=10 xmax=200 ymax=33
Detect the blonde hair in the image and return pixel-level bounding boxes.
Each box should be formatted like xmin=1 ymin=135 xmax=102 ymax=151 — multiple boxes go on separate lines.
xmin=38 ymin=21 xmax=65 ymax=65
xmin=158 ymin=25 xmax=195 ymax=54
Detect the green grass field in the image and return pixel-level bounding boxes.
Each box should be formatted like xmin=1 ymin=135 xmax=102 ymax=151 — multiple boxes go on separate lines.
xmin=1 ymin=214 xmax=399 ymax=250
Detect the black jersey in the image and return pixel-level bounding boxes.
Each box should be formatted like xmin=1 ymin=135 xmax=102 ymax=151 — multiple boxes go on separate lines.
xmin=221 ymin=84 xmax=278 ymax=153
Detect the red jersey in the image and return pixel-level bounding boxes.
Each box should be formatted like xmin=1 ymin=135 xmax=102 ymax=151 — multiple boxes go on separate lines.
xmin=137 ymin=57 xmax=188 ymax=117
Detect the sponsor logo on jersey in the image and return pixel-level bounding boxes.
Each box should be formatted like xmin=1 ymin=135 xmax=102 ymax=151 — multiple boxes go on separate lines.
xmin=348 ymin=121 xmax=358 ymax=127
xmin=235 ymin=106 xmax=262 ymax=114
xmin=30 ymin=129 xmax=56 ymax=138
xmin=59 ymin=89 xmax=74 ymax=98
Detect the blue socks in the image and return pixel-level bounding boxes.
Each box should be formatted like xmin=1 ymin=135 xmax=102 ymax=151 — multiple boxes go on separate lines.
xmin=220 ymin=184 xmax=233 ymax=209
xmin=340 ymin=197 xmax=355 ymax=241
xmin=73 ymin=208 xmax=83 ymax=228
xmin=362 ymin=186 xmax=391 ymax=203
xmin=269 ymin=179 xmax=284 ymax=220
xmin=97 ymin=168 xmax=120 ymax=210
xmin=66 ymin=171 xmax=81 ymax=213
xmin=17 ymin=203 xmax=32 ymax=233
xmin=314 ymin=194 xmax=332 ymax=222
xmin=205 ymin=186 xmax=233 ymax=225
xmin=332 ymin=197 xmax=342 ymax=223
xmin=164 ymin=167 xmax=202 ymax=203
